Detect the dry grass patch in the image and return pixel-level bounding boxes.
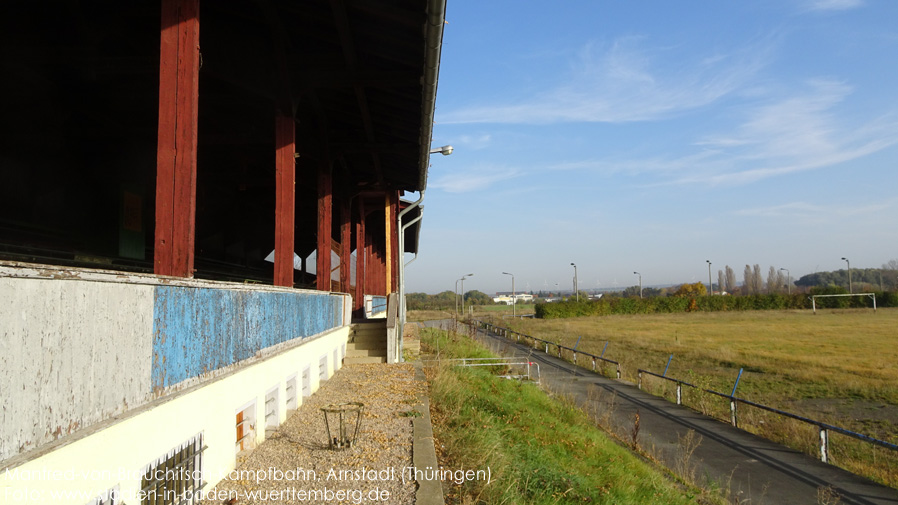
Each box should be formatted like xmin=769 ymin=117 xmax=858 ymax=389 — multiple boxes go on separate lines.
xmin=484 ymin=308 xmax=898 ymax=487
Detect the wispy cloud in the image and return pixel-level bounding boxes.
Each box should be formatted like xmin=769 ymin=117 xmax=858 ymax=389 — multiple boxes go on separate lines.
xmin=555 ymin=79 xmax=898 ymax=187
xmin=683 ymin=79 xmax=898 ymax=185
xmin=438 ymin=37 xmax=772 ymax=125
xmin=802 ymin=0 xmax=864 ymax=12
xmin=429 ymin=164 xmax=521 ymax=193
xmin=736 ymin=198 xmax=895 ymax=219
xmin=456 ymin=133 xmax=492 ymax=150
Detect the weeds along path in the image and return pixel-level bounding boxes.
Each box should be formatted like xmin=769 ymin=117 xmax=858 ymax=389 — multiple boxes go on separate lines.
xmin=422 ymin=320 xmax=898 ymax=505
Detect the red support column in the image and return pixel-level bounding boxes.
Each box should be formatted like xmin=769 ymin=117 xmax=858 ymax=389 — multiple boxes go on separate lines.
xmin=155 ymin=0 xmax=200 ymax=277
xmin=390 ymin=190 xmax=399 ymax=293
xmin=273 ymin=112 xmax=295 ymax=287
xmin=355 ymin=201 xmax=366 ymax=310
xmin=317 ymin=162 xmax=333 ymax=291
xmin=339 ymin=198 xmax=351 ymax=293
xmin=384 ymin=192 xmax=392 ymax=294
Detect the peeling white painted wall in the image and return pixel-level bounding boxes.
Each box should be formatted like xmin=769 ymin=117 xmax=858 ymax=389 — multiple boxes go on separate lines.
xmin=0 ymin=275 xmax=154 ymax=461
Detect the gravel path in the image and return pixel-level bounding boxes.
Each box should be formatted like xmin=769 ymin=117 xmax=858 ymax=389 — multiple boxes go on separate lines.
xmin=200 ymin=363 xmax=427 ymax=505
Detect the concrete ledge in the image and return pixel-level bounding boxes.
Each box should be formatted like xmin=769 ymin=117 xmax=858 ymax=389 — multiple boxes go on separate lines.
xmin=412 ymin=362 xmax=444 ymax=505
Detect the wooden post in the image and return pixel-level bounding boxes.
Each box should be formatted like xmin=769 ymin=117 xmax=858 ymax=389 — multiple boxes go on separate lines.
xmin=154 ymin=0 xmax=200 ymax=277
xmin=340 ymin=198 xmax=351 ymax=293
xmin=273 ymin=112 xmax=295 ymax=287
xmin=355 ymin=200 xmax=366 ymax=310
xmin=317 ymin=162 xmax=333 ymax=291
xmin=384 ymin=192 xmax=392 ymax=294
xmin=390 ymin=190 xmax=399 ymax=293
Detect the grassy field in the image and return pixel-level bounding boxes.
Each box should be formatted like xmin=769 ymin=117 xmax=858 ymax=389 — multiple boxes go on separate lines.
xmin=421 ymin=328 xmax=715 ymax=504
xmin=468 ymin=308 xmax=898 ymax=487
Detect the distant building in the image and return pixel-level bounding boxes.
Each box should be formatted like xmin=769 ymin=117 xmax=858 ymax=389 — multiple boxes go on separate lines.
xmin=493 ymin=293 xmax=534 ymax=304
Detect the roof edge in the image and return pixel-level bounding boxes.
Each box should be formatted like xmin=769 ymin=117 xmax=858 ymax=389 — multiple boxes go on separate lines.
xmin=417 ymin=0 xmax=448 ymax=192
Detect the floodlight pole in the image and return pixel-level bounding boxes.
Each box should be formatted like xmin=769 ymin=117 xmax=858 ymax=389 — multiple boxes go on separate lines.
xmin=706 ymin=260 xmax=713 ymax=296
xmin=571 ymin=263 xmax=578 ymax=301
xmin=460 ymin=273 xmax=473 ymax=317
xmin=502 ymin=271 xmax=515 ymax=317
xmin=634 ymin=271 xmax=642 ymax=299
xmin=842 ymin=257 xmax=851 ymax=293
xmin=780 ymin=268 xmax=791 ymax=295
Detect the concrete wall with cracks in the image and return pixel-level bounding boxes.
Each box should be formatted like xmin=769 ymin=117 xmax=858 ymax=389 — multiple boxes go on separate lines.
xmin=0 ymin=261 xmax=349 ymax=464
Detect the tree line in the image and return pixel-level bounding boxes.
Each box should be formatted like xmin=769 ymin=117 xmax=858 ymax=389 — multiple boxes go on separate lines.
xmin=406 ymin=259 xmax=898 ymax=312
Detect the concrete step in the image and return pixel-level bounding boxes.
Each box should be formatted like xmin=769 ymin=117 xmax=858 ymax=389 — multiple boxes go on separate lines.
xmin=351 ymin=320 xmax=387 ymax=330
xmin=346 ymin=348 xmax=386 ymax=358
xmin=347 ymin=340 xmax=387 ymax=351
xmin=349 ymin=326 xmax=387 ymax=336
xmin=350 ymin=332 xmax=387 ymax=342
xmin=344 ymin=356 xmax=387 ymax=365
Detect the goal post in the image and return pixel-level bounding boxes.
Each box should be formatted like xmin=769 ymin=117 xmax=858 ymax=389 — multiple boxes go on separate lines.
xmin=810 ymin=293 xmax=876 ymax=314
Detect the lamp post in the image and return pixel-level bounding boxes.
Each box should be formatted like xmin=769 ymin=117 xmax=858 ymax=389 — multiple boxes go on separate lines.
xmin=455 ymin=273 xmax=472 ymax=318
xmin=706 ymin=260 xmax=713 ymax=296
xmin=429 ymin=145 xmax=454 ymax=155
xmin=502 ymin=272 xmax=515 ymax=317
xmin=633 ymin=271 xmax=642 ymax=299
xmin=571 ymin=263 xmax=578 ymax=302
xmin=841 ymin=257 xmax=851 ymax=293
xmin=779 ymin=268 xmax=791 ymax=295
xmin=460 ymin=273 xmax=473 ymax=317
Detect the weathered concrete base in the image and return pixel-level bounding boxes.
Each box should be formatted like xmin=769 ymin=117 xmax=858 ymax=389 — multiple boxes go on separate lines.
xmin=412 ymin=362 xmax=444 ymax=505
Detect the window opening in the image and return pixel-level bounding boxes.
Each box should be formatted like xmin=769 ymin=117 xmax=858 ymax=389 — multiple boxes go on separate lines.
xmin=140 ymin=433 xmax=205 ymax=505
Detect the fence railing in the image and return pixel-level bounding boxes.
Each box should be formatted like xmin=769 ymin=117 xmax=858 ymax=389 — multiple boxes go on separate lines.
xmin=473 ymin=318 xmax=898 ymax=468
xmin=427 ymin=357 xmax=541 ymax=382
xmin=637 ymin=368 xmax=898 ymax=464
xmin=476 ymin=320 xmax=621 ymax=379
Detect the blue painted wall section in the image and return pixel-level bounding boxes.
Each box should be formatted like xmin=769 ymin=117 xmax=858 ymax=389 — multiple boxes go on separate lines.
xmin=152 ymin=286 xmax=344 ymax=390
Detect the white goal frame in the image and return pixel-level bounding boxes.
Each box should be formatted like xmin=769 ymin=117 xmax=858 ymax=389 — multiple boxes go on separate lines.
xmin=810 ymin=293 xmax=876 ymax=314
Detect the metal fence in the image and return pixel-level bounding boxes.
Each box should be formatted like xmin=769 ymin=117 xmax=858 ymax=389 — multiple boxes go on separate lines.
xmin=473 ymin=318 xmax=898 ymax=468
xmin=637 ymin=368 xmax=898 ymax=464
xmin=426 ymin=357 xmax=541 ymax=382
xmin=476 ymin=321 xmax=621 ymax=379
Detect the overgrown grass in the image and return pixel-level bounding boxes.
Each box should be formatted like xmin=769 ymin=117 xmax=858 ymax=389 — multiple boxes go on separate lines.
xmin=483 ymin=309 xmax=898 ymax=488
xmin=421 ymin=328 xmax=710 ymax=505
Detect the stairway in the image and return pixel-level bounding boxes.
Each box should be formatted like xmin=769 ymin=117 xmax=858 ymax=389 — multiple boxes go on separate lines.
xmin=345 ymin=320 xmax=388 ymax=364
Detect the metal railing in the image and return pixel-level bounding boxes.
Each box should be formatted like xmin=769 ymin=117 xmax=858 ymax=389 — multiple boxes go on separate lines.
xmin=426 ymin=356 xmax=540 ymax=382
xmin=365 ymin=295 xmax=387 ymax=318
xmin=637 ymin=367 xmax=898 ymax=463
xmin=475 ymin=320 xmax=621 ymax=379
xmin=471 ymin=318 xmax=898 ymax=469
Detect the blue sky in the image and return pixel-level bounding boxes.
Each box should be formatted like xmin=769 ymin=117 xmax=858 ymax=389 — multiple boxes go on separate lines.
xmin=407 ymin=0 xmax=898 ymax=295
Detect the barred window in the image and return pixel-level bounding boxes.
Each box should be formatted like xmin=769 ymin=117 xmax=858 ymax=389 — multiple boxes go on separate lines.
xmin=141 ymin=433 xmax=205 ymax=505
xmin=85 ymin=485 xmax=120 ymax=505
xmin=302 ymin=366 xmax=312 ymax=397
xmin=264 ymin=386 xmax=279 ymax=434
xmin=286 ymin=374 xmax=298 ymax=411
xmin=319 ymin=354 xmax=328 ymax=381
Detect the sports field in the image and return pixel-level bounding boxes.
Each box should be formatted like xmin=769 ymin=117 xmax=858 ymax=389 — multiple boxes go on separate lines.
xmin=479 ymin=307 xmax=898 ymax=487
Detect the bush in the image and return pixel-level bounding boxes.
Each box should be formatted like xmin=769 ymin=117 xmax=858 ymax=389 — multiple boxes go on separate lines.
xmin=533 ymin=290 xmax=896 ymax=318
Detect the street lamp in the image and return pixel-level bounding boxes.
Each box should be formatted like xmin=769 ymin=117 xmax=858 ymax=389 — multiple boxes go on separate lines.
xmin=429 ymin=145 xmax=454 ymax=156
xmin=633 ymin=271 xmax=642 ymax=299
xmin=571 ymin=263 xmax=578 ymax=302
xmin=460 ymin=273 xmax=473 ymax=317
xmin=780 ymin=268 xmax=791 ymax=295
xmin=706 ymin=260 xmax=713 ymax=296
xmin=841 ymin=257 xmax=851 ymax=293
xmin=455 ymin=273 xmax=472 ymax=317
xmin=502 ymin=272 xmax=515 ymax=317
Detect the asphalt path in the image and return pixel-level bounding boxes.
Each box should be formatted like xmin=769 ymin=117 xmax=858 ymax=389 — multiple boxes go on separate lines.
xmin=422 ymin=319 xmax=898 ymax=505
